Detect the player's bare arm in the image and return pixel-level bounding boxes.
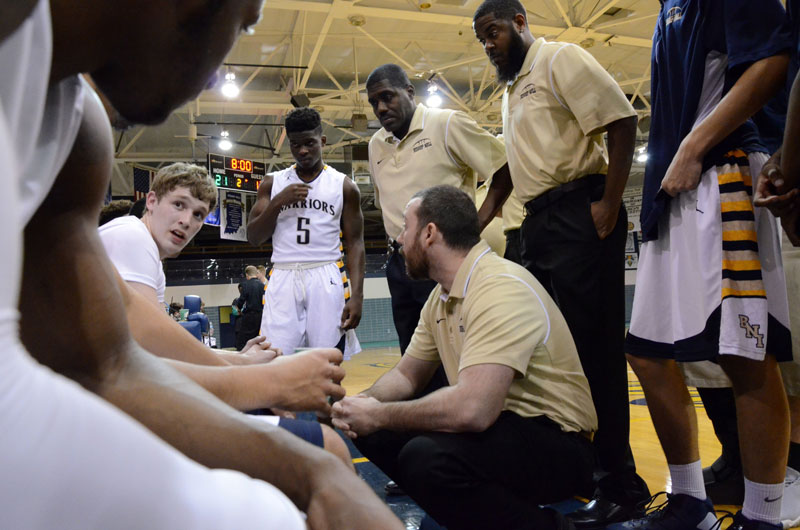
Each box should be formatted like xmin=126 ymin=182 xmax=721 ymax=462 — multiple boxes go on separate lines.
xmin=477 ymin=163 xmax=513 ymax=232
xmin=783 ymin=68 xmax=800 ymax=190
xmin=340 ymin=177 xmax=365 ymax=330
xmin=18 ymin=93 xmax=406 ymax=530
xmin=662 ymin=53 xmax=790 ymax=197
xmin=593 ymin=115 xmax=637 ymax=239
xmin=122 ymin=279 xmax=277 ymax=364
xmin=117 ymin=271 xmax=347 ymax=412
xmin=248 ymin=175 xmax=312 ymax=245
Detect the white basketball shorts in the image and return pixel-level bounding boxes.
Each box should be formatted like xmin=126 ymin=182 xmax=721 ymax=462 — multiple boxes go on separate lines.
xmin=261 ymin=261 xmax=361 ymax=359
xmin=627 ymin=150 xmax=792 ymax=363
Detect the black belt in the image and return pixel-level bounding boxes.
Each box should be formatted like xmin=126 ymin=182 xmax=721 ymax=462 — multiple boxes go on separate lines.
xmin=524 ymin=173 xmax=605 ymax=217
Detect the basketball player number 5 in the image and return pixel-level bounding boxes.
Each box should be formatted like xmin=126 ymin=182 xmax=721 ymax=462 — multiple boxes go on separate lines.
xmin=297 ymin=217 xmax=311 ymax=244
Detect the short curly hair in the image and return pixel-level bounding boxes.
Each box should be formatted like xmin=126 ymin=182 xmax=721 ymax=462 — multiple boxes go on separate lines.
xmin=150 ymin=162 xmax=217 ymax=210
xmin=285 ymin=107 xmax=322 ymax=134
xmin=473 ymin=0 xmax=527 ymax=23
xmin=410 ymin=185 xmax=480 ymax=251
xmin=366 ymin=64 xmax=412 ymax=91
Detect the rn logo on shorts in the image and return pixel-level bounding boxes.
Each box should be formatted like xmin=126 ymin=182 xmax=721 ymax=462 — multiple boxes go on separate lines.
xmin=413 ymin=138 xmax=433 ymax=153
xmin=520 ymin=83 xmax=536 ymax=99
xmin=738 ymin=315 xmax=765 ymax=349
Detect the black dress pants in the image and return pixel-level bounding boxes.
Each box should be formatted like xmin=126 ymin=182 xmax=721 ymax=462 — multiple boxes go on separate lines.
xmin=385 ymin=250 xmax=437 ymax=354
xmin=504 ymin=228 xmax=523 ymax=265
xmin=355 ymin=412 xmax=594 ymax=530
xmin=520 ymin=180 xmax=648 ymax=502
xmin=235 ymin=310 xmax=262 ymax=351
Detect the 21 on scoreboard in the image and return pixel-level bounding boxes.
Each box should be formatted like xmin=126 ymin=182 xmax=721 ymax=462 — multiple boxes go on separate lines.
xmin=207 ymin=153 xmax=266 ymax=193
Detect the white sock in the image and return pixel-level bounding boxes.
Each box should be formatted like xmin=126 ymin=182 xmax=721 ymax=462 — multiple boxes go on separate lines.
xmin=669 ymin=460 xmax=706 ymax=500
xmin=742 ymin=477 xmax=783 ymax=525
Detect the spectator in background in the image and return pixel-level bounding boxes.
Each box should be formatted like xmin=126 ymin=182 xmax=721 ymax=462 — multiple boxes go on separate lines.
xmin=98 ymin=199 xmax=133 ymax=226
xmin=234 ymin=265 xmax=265 ymax=351
xmin=129 ymin=197 xmax=146 ymax=218
xmin=169 ymin=302 xmax=182 ymax=321
xmin=257 ymin=264 xmax=267 ymax=285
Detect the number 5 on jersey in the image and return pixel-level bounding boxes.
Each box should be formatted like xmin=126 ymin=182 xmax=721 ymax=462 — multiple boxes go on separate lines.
xmin=297 ymin=216 xmax=311 ymax=244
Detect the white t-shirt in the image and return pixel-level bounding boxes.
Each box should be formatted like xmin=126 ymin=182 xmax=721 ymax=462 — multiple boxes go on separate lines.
xmin=99 ymin=216 xmax=166 ymax=303
xmin=0 ymin=2 xmax=305 ymax=528
xmin=270 ymin=165 xmax=344 ymax=264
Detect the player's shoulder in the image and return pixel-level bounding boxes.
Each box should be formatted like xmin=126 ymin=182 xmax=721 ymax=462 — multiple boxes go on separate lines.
xmin=98 ymin=215 xmax=146 ymax=238
xmin=322 ymin=164 xmax=348 ymax=180
xmin=270 ymin=166 xmax=295 ymax=179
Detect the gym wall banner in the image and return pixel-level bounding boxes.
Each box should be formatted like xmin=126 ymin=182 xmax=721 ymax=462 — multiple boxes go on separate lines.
xmin=220 ymin=190 xmax=247 ymax=241
xmin=622 ymin=187 xmax=642 ymax=271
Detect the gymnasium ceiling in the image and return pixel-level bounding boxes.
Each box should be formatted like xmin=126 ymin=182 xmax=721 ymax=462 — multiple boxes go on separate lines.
xmin=110 ymin=0 xmax=660 ymax=192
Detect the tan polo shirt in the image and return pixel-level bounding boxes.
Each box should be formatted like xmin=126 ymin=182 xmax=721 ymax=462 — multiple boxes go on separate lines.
xmin=502 ymin=38 xmax=636 ymax=203
xmin=476 ymin=180 xmax=506 ymax=255
xmin=406 ymin=240 xmax=598 ymax=433
xmin=369 ymin=103 xmax=507 ymax=240
xmin=494 ymin=134 xmax=524 ymax=233
xmin=502 ymin=189 xmax=525 ymax=233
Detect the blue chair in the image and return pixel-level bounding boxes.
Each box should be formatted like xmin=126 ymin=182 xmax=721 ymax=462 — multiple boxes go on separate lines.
xmin=184 ymin=295 xmax=202 ymax=315
xmin=179 ymin=320 xmax=202 ymax=341
xmin=184 ymin=295 xmax=209 ymax=337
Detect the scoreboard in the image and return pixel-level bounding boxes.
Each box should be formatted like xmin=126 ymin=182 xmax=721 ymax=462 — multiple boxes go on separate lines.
xmin=208 ymin=153 xmax=266 ymax=193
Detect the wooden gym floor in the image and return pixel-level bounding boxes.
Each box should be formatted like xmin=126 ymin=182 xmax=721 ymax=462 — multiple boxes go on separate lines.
xmin=339 ymin=346 xmax=757 ymax=529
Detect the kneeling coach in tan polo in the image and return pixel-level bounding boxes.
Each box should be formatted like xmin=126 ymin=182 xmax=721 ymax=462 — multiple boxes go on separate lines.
xmin=332 ymin=185 xmax=597 ymax=530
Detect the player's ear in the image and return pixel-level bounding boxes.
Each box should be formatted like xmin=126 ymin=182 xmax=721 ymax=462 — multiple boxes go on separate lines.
xmin=320 ymin=135 xmax=327 ymax=147
xmin=145 ymin=190 xmax=158 ymax=213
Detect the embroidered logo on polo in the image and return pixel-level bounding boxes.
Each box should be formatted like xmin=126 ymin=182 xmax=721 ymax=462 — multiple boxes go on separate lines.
xmin=412 ymin=137 xmax=433 ymax=153
xmin=738 ymin=315 xmax=765 ymax=349
xmin=519 ymin=83 xmax=537 ymax=99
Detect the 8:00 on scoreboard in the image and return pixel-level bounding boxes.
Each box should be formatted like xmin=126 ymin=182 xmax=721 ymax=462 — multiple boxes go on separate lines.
xmin=208 ymin=153 xmax=266 ymax=193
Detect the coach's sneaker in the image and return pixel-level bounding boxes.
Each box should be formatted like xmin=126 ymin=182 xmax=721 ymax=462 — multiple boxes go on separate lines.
xmin=726 ymin=511 xmax=782 ymax=530
xmin=781 ymin=467 xmax=800 ymax=529
xmin=606 ymin=493 xmax=717 ymax=529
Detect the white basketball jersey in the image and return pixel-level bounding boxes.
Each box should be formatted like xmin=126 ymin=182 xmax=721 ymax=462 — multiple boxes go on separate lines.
xmin=270 ymin=165 xmax=344 ymax=263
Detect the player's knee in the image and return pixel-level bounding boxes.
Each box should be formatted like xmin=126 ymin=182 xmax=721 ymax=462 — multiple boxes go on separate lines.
xmin=625 ymin=353 xmax=663 ymax=378
xmin=321 ymin=424 xmax=354 ymax=471
xmin=719 ymin=354 xmax=781 ymax=393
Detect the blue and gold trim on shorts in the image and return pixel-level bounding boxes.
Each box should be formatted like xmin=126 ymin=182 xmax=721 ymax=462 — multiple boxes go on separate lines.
xmin=338 ymin=232 xmax=350 ymax=301
xmin=718 ymin=150 xmax=766 ymax=301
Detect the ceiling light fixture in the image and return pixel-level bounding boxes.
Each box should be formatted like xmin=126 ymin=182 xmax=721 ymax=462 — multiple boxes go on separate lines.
xmin=426 ymin=84 xmax=442 ymax=108
xmin=221 ymin=72 xmax=240 ymax=99
xmin=219 ymin=130 xmax=232 ymax=151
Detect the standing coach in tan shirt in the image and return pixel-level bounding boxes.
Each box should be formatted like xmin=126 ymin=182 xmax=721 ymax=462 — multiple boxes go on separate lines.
xmin=332 ymin=185 xmax=597 ymax=530
xmin=473 ymin=0 xmax=649 ymax=527
xmin=365 ymin=64 xmax=509 ymax=359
